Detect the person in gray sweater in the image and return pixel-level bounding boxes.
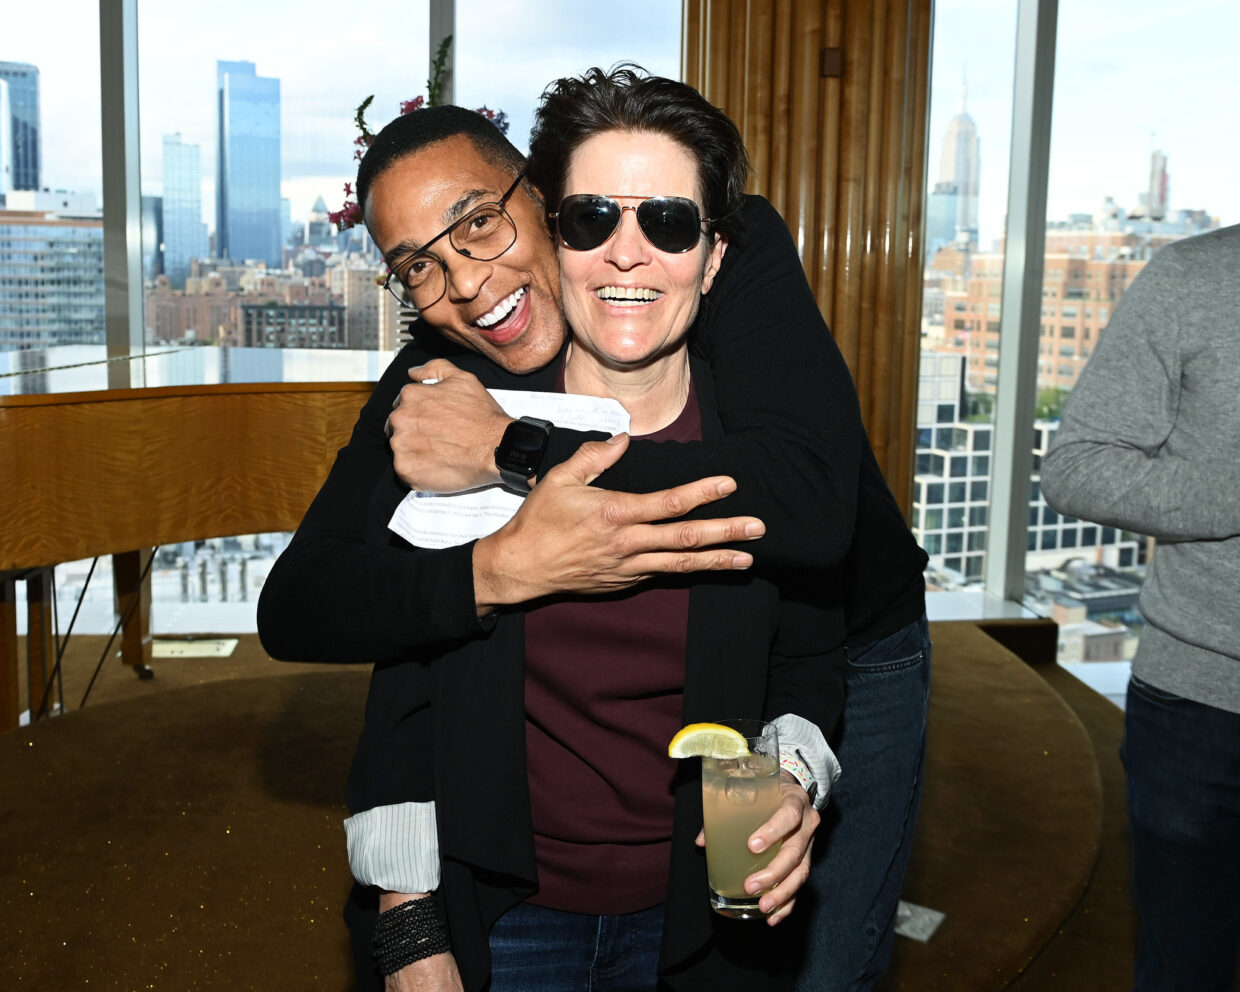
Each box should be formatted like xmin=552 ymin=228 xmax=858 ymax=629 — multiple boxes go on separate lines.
xmin=1040 ymin=222 xmax=1240 ymax=992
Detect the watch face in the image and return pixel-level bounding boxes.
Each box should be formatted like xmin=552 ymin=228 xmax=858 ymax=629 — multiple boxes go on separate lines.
xmin=498 ymin=419 xmax=551 ymax=475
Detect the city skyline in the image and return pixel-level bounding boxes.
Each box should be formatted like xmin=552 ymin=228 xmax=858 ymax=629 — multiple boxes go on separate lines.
xmin=8 ymin=0 xmax=1239 ymax=240
xmin=4 ymin=0 xmax=680 ymax=230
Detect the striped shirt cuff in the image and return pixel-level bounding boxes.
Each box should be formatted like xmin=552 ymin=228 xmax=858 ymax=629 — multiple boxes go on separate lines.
xmin=344 ymin=801 xmax=441 ymax=893
xmin=773 ymin=712 xmax=841 ymax=810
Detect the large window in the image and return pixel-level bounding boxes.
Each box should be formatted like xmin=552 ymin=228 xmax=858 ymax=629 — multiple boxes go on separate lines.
xmin=129 ymin=0 xmax=681 ymax=391
xmin=8 ymin=2 xmax=684 ymax=647
xmin=2 ymin=2 xmax=681 ymax=396
xmin=915 ymin=0 xmax=1240 ymax=704
xmin=914 ymin=0 xmax=1016 ymax=594
xmin=134 ymin=1 xmax=438 ymax=388
xmin=0 ymin=2 xmax=103 ymax=395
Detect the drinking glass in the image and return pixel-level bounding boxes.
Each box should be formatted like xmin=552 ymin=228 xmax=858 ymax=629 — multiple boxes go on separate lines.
xmin=700 ymin=718 xmax=782 ymax=919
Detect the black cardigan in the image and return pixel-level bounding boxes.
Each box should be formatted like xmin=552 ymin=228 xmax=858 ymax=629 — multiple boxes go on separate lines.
xmin=345 ymin=357 xmax=845 ymax=991
xmin=257 ymin=195 xmax=925 ymax=668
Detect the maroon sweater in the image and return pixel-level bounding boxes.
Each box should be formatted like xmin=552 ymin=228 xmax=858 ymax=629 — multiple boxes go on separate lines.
xmin=524 ymin=381 xmax=700 ymax=914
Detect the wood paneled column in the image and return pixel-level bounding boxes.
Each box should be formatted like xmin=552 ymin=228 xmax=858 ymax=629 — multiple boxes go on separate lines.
xmin=684 ymin=0 xmax=932 ymax=515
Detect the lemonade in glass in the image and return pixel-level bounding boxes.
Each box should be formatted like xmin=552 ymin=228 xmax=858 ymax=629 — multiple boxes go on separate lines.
xmin=694 ymin=719 xmax=782 ymax=918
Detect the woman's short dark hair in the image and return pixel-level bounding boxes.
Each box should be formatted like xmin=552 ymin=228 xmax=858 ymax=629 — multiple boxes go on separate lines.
xmin=527 ymin=65 xmax=749 ymax=241
xmin=356 ymin=105 xmax=527 ymax=216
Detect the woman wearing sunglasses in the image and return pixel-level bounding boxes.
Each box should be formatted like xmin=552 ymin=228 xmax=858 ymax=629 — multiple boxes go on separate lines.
xmin=347 ymin=69 xmax=845 ymax=992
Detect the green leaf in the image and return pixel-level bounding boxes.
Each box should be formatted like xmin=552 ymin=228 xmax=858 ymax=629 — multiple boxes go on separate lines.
xmin=428 ymin=35 xmax=452 ymax=106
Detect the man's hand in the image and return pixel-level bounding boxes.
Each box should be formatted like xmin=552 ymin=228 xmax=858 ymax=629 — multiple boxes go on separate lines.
xmin=378 ymin=892 xmax=463 ymax=992
xmin=383 ymin=954 xmax=464 ymax=992
xmin=386 ymin=359 xmax=511 ymax=494
xmin=695 ymin=771 xmax=819 ymax=926
xmin=473 ymin=434 xmax=765 ymax=611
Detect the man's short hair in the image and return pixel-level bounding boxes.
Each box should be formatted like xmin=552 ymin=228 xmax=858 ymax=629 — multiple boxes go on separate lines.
xmin=356 ymin=105 xmax=528 ymax=216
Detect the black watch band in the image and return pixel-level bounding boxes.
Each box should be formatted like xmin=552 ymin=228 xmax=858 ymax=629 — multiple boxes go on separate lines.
xmin=495 ymin=416 xmax=553 ymax=494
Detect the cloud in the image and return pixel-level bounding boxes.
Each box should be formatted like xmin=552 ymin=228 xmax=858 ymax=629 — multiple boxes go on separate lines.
xmin=928 ymin=0 xmax=1240 ymax=242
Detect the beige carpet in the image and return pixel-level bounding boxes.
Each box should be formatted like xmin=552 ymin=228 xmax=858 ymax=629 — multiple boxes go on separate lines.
xmin=877 ymin=621 xmax=1103 ymax=991
xmin=1 ymin=667 xmax=366 ymax=990
xmin=2 ymin=625 xmax=1123 ymax=989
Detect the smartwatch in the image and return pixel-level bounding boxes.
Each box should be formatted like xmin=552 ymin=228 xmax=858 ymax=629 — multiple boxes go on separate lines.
xmin=494 ymin=416 xmax=553 ymax=494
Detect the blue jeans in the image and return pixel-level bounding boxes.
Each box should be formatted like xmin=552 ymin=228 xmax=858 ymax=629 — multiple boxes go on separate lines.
xmin=795 ymin=614 xmax=931 ymax=992
xmin=488 ymin=902 xmax=664 ymax=992
xmin=1125 ymin=674 xmax=1240 ymax=992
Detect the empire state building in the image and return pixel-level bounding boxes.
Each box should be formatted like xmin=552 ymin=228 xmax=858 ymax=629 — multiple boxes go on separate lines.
xmin=937 ymin=80 xmax=980 ymax=245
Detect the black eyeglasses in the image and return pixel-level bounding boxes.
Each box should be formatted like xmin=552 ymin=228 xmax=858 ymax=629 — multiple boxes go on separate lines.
xmin=550 ymin=194 xmax=709 ymax=254
xmin=384 ymin=168 xmax=527 ymax=311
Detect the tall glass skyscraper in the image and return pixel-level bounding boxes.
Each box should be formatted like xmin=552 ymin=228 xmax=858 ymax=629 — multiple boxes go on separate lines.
xmin=216 ymin=61 xmax=281 ymax=267
xmin=162 ymin=133 xmax=208 ymax=286
xmin=0 ymin=62 xmax=41 ymax=192
xmin=0 ymin=79 xmax=11 ymax=194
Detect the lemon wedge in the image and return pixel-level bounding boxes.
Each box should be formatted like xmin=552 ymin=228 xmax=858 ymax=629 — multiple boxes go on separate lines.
xmin=667 ymin=722 xmax=750 ymax=760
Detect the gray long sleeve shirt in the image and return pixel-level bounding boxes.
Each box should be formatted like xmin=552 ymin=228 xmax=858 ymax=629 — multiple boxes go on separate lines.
xmin=1040 ymin=223 xmax=1240 ymax=714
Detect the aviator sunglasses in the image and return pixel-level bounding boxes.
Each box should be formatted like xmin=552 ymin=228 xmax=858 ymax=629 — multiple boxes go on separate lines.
xmin=550 ymin=194 xmax=710 ymax=254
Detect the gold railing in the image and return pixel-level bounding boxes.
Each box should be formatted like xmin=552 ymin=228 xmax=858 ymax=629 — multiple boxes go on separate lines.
xmin=0 ymin=382 xmax=372 ymax=730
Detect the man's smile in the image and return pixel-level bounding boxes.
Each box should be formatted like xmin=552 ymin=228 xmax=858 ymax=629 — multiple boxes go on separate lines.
xmin=475 ymin=286 xmax=527 ymax=328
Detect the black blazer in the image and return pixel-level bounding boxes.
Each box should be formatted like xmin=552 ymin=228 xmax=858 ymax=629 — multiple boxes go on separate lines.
xmin=347 ymin=352 xmax=845 ymax=991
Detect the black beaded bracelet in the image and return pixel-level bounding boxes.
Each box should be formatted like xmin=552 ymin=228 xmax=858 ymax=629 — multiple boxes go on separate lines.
xmin=373 ymin=896 xmax=452 ymax=976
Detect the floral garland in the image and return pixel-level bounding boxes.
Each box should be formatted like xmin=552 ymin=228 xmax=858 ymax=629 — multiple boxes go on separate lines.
xmin=329 ymin=37 xmax=509 ymax=232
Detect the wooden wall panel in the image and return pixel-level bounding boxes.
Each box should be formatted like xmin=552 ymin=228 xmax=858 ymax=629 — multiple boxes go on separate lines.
xmin=896 ymin=0 xmax=933 ymax=506
xmin=684 ymin=0 xmax=932 ymax=516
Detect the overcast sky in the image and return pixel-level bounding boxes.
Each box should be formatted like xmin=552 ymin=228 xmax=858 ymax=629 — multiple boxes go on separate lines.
xmin=928 ymin=0 xmax=1240 ymax=245
xmin=8 ymin=0 xmax=1239 ymax=242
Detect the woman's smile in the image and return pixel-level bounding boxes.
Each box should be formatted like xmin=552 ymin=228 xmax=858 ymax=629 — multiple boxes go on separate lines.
xmin=559 ymin=130 xmax=724 ymax=374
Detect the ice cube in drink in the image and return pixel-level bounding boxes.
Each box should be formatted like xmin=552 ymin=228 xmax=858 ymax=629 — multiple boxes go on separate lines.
xmin=702 ymin=749 xmax=782 ymax=918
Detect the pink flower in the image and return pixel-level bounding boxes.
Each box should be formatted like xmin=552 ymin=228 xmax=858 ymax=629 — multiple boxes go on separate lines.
xmin=400 ymin=95 xmax=426 ymax=116
xmin=474 ymin=106 xmax=510 ymax=135
xmin=328 ymin=200 xmax=364 ymax=232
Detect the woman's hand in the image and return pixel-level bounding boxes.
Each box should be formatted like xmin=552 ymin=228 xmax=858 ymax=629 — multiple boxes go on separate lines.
xmin=694 ymin=771 xmax=819 ymax=926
